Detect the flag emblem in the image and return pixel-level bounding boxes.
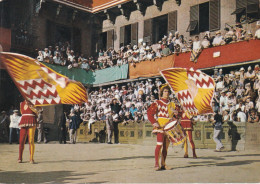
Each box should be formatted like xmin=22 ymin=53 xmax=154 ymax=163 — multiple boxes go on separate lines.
xmin=160 ymin=67 xmax=215 ymax=116
xmin=0 ymin=52 xmax=88 ymax=106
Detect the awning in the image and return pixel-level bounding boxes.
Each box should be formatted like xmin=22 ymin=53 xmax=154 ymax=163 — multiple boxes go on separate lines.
xmin=231 ymin=8 xmax=245 ymax=15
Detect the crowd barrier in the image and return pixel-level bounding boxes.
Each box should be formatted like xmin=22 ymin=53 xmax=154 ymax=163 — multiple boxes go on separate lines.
xmin=77 ymin=121 xmax=248 ymax=151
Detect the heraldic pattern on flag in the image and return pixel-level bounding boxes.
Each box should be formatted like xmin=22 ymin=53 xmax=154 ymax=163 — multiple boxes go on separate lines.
xmin=160 ymin=67 xmax=215 ymax=116
xmin=0 ymin=52 xmax=88 ymax=106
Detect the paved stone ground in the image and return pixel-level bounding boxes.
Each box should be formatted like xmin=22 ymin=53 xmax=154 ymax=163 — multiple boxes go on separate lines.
xmin=0 ymin=142 xmax=260 ymax=183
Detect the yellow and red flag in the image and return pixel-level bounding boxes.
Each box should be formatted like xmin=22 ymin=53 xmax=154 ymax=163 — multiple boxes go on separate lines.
xmin=160 ymin=67 xmax=215 ymax=116
xmin=0 ymin=52 xmax=88 ymax=106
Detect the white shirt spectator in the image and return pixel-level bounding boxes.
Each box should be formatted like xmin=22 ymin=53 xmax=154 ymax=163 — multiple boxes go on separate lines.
xmin=193 ymin=40 xmax=201 ymax=51
xmin=53 ymin=55 xmax=62 ymax=65
xmin=201 ymin=39 xmax=210 ymax=48
xmin=213 ymin=35 xmax=225 ymax=46
xmin=255 ymin=28 xmax=260 ymax=39
xmin=9 ymin=114 xmax=21 ymax=128
xmin=237 ymin=111 xmax=247 ymax=122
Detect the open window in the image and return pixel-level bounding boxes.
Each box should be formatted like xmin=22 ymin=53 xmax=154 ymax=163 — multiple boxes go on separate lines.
xmin=187 ymin=0 xmax=220 ymax=35
xmin=120 ymin=22 xmax=138 ymax=47
xmin=231 ymin=0 xmax=259 ymax=23
xmin=99 ymin=29 xmax=114 ymax=51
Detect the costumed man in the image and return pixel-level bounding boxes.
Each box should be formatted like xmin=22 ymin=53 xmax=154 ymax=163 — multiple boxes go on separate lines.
xmin=181 ymin=110 xmax=197 ymax=158
xmin=147 ymin=84 xmax=182 ymax=171
xmin=18 ymin=100 xmax=41 ymax=164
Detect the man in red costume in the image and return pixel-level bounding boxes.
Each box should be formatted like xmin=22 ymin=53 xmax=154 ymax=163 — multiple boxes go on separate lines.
xmin=18 ymin=100 xmax=40 ymax=164
xmin=181 ymin=110 xmax=197 ymax=158
xmin=147 ymin=84 xmax=181 ymax=171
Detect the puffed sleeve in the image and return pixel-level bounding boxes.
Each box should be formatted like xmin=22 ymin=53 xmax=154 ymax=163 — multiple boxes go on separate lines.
xmin=147 ymin=102 xmax=158 ymax=124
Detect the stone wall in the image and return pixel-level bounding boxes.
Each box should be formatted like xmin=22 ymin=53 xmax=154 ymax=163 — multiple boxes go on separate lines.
xmin=76 ymin=120 xmax=250 ymax=151
xmin=245 ymin=123 xmax=260 ymax=151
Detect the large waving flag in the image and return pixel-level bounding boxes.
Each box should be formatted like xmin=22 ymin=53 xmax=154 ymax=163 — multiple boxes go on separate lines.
xmin=0 ymin=52 xmax=88 ymax=106
xmin=160 ymin=67 xmax=215 ymax=116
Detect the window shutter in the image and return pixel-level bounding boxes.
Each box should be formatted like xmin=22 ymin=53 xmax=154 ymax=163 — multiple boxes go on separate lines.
xmin=120 ymin=26 xmax=125 ymax=47
xmin=143 ymin=19 xmax=152 ymax=45
xmin=237 ymin=0 xmax=247 ymax=9
xmin=247 ymin=0 xmax=259 ymax=14
xmin=168 ymin=11 xmax=177 ymax=34
xmin=209 ymin=0 xmax=220 ymax=31
xmin=187 ymin=5 xmax=199 ymax=32
xmin=131 ymin=22 xmax=138 ymax=46
xmin=107 ymin=30 xmax=114 ymax=50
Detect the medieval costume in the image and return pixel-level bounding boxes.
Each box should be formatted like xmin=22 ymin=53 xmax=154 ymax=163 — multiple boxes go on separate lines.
xmin=147 ymin=84 xmax=182 ymax=170
xmin=180 ymin=111 xmax=197 ymax=158
xmin=18 ymin=100 xmax=38 ymax=164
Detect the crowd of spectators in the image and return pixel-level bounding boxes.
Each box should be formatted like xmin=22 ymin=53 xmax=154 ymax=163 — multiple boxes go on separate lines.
xmin=36 ymin=21 xmax=260 ymax=71
xmin=68 ymin=64 xmax=260 ymax=133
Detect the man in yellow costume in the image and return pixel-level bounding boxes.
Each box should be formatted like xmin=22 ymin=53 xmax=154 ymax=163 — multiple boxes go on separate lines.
xmin=147 ymin=84 xmax=182 ymax=171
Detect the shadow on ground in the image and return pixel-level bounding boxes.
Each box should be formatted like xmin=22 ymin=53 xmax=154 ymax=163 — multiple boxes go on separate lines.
xmin=41 ymin=155 xmax=154 ymax=164
xmin=173 ymin=159 xmax=260 ymax=170
xmin=0 ymin=171 xmax=105 ymax=183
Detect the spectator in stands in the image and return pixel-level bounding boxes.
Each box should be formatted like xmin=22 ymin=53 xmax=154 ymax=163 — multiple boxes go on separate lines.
xmin=161 ymin=43 xmax=171 ymax=57
xmin=248 ymin=109 xmax=259 ymax=123
xmin=43 ymin=48 xmax=50 ymax=62
xmin=224 ymin=27 xmax=234 ymax=44
xmin=37 ymin=50 xmax=43 ymax=62
xmin=212 ymin=31 xmax=225 ymax=46
xmin=193 ymin=35 xmax=201 ymax=52
xmin=235 ymin=23 xmax=246 ymax=41
xmin=236 ymin=108 xmax=247 ymax=122
xmin=244 ymin=66 xmax=255 ymax=87
xmin=255 ymin=21 xmax=260 ymax=39
xmin=81 ymin=59 xmax=90 ymax=71
xmin=53 ymin=52 xmax=62 ymax=65
xmin=201 ymin=35 xmax=210 ymax=48
xmin=129 ymin=104 xmax=138 ymax=117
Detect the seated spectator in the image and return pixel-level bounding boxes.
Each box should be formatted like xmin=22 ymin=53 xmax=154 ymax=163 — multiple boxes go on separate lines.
xmin=161 ymin=44 xmax=171 ymax=56
xmin=43 ymin=48 xmax=50 ymax=62
xmin=224 ymin=27 xmax=234 ymax=44
xmin=201 ymin=35 xmax=210 ymax=48
xmin=212 ymin=31 xmax=225 ymax=46
xmin=237 ymin=108 xmax=247 ymax=122
xmin=129 ymin=104 xmax=138 ymax=117
xmin=193 ymin=35 xmax=201 ymax=51
xmin=247 ymin=109 xmax=259 ymax=123
xmin=244 ymin=66 xmax=255 ymax=86
xmin=235 ymin=23 xmax=246 ymax=41
xmin=255 ymin=21 xmax=260 ymax=39
xmin=81 ymin=59 xmax=90 ymax=71
xmin=223 ymin=110 xmax=230 ymax=122
xmin=236 ymin=100 xmax=245 ymax=112
xmin=53 ymin=52 xmax=62 ymax=65
xmin=37 ymin=50 xmax=43 ymax=62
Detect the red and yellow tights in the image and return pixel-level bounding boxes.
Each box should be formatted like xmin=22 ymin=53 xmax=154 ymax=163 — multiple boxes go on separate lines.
xmin=155 ymin=133 xmax=170 ymax=168
xmin=18 ymin=127 xmax=36 ymax=162
xmin=183 ymin=130 xmax=197 ymax=158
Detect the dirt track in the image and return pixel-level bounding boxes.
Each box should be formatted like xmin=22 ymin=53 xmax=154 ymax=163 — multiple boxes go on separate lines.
xmin=0 ymin=142 xmax=260 ymax=183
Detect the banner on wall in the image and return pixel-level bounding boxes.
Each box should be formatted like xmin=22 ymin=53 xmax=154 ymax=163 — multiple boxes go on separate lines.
xmin=129 ymin=55 xmax=175 ymax=79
